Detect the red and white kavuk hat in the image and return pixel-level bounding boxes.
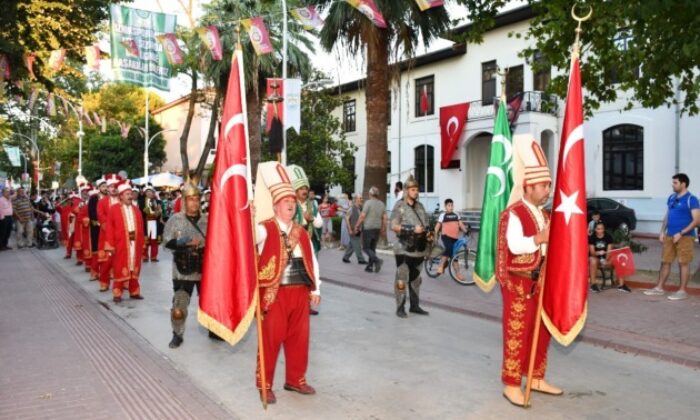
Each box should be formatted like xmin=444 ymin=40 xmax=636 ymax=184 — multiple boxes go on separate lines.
xmin=508 ymin=133 xmax=552 ymax=205
xmin=253 ymin=161 xmax=296 ymax=224
xmin=95 ymin=176 xmax=107 ymax=187
xmin=116 ymin=180 xmax=133 ymax=195
xmin=88 ymin=184 xmax=100 ymax=196
xmin=79 ymin=182 xmax=91 ymax=192
xmin=105 ymin=173 xmax=121 ymax=186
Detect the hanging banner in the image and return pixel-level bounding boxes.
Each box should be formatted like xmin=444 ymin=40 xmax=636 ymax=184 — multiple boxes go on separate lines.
xmin=24 ymin=53 xmax=36 ymax=80
xmin=109 ymin=5 xmax=177 ymax=91
xmin=48 ymin=49 xmax=66 ymax=72
xmin=156 ymin=33 xmax=184 ymax=65
xmin=0 ymin=54 xmax=11 ymax=80
xmin=46 ymin=93 xmax=57 ymax=116
xmin=85 ymin=44 xmax=101 ymax=71
xmin=345 ymin=0 xmax=388 ymax=28
xmin=291 ymin=6 xmax=324 ymax=30
xmin=414 ymin=0 xmax=444 ymax=11
xmin=241 ymin=17 xmax=273 ymax=55
xmin=196 ymin=25 xmax=223 ymax=61
xmin=3 ymin=146 xmax=21 ymax=167
xmin=265 ymin=78 xmax=283 ymax=132
xmin=284 ymin=78 xmax=302 ymax=134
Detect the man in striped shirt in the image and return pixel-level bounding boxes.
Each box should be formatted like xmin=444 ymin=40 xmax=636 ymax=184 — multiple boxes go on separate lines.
xmin=13 ymin=188 xmax=38 ymax=248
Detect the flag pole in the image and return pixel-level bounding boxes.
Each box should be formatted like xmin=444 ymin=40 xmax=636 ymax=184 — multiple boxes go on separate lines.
xmin=235 ymin=24 xmax=268 ymax=409
xmin=523 ymin=4 xmax=590 ymax=407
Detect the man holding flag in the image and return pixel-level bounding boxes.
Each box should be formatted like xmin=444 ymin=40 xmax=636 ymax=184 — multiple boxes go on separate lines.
xmin=496 ymin=134 xmax=562 ymax=407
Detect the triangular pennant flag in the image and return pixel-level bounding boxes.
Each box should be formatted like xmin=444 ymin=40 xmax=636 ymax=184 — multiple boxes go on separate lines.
xmin=46 ymin=93 xmax=56 ymax=116
xmin=24 ymin=53 xmax=36 ymax=80
xmin=85 ymin=44 xmax=101 ymax=71
xmin=48 ymin=49 xmax=66 ymax=72
xmin=0 ymin=54 xmax=11 ymax=80
xmin=414 ymin=0 xmax=444 ymax=11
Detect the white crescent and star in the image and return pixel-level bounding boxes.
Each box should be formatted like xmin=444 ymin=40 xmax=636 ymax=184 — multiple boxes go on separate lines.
xmin=554 ymin=190 xmax=584 ymax=224
xmin=219 ymin=112 xmax=249 ymax=210
xmin=446 ymin=116 xmax=459 ymax=138
xmin=487 ymin=167 xmax=506 ymax=197
xmin=617 ymin=253 xmax=629 ymax=266
xmin=562 ymin=124 xmax=583 ymax=166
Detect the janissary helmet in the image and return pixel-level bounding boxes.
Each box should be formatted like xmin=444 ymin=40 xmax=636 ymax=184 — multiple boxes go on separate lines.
xmin=287 ymin=164 xmax=310 ymax=191
xmin=508 ymin=133 xmax=552 ymax=205
xmin=404 ymin=174 xmax=420 ymax=190
xmin=181 ymin=182 xmax=201 ymax=199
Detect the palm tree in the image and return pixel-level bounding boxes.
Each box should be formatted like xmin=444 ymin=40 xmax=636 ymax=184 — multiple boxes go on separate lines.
xmin=316 ymin=0 xmax=451 ymax=199
xmin=195 ymin=0 xmax=314 ymax=180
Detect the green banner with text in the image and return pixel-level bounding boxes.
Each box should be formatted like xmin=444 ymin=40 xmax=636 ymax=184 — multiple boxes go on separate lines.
xmin=109 ymin=5 xmax=176 ymax=91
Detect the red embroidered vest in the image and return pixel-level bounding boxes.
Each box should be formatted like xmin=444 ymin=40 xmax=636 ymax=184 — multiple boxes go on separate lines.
xmin=496 ymin=200 xmax=550 ymax=284
xmin=257 ymin=218 xmax=316 ymax=311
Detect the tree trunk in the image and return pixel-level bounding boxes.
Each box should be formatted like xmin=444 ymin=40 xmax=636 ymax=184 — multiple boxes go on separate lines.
xmin=193 ymin=87 xmax=223 ymax=183
xmin=179 ymin=72 xmax=198 ymax=180
xmin=363 ymin=31 xmax=390 ymax=202
xmin=247 ymin=55 xmax=262 ymax=178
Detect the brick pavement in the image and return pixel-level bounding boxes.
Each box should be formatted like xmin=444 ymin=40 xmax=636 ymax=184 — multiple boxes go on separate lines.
xmin=0 ymin=247 xmax=234 ymax=420
xmin=320 ymin=245 xmax=700 ymax=368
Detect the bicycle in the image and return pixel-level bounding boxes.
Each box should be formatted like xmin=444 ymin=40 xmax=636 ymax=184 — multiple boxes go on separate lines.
xmin=424 ymin=225 xmax=476 ymax=286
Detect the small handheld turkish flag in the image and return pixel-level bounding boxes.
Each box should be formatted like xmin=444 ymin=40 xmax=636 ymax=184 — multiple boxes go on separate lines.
xmin=609 ymin=247 xmax=635 ymax=278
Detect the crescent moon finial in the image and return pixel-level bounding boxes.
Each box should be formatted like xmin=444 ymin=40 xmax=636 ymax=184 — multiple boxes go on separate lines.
xmin=571 ymin=3 xmax=593 ymax=23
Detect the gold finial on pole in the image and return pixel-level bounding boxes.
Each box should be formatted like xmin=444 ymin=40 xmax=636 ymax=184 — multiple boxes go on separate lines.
xmin=571 ymin=3 xmax=593 ymax=59
xmin=235 ymin=19 xmax=242 ymax=51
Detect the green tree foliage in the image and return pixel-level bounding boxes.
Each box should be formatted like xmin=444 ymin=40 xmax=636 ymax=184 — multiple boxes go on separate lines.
xmin=0 ymin=0 xmax=126 ymax=87
xmin=82 ymin=83 xmax=164 ymax=124
xmin=517 ymin=0 xmax=700 ymax=115
xmin=264 ymin=83 xmax=357 ymax=193
xmin=81 ymin=124 xmax=166 ymax=182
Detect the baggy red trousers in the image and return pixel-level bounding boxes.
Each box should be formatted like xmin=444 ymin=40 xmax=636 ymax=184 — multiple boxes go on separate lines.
xmin=500 ymin=277 xmax=551 ymax=386
xmin=112 ymin=276 xmax=141 ymax=299
xmin=99 ymin=255 xmax=112 ymax=290
xmin=142 ymin=238 xmax=158 ymax=260
xmin=256 ymin=285 xmax=310 ymax=390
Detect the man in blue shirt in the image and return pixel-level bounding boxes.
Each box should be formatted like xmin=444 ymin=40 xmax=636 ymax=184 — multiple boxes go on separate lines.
xmin=644 ymin=173 xmax=700 ymax=300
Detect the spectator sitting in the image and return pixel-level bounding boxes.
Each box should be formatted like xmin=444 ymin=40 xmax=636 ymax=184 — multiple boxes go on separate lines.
xmin=588 ymin=221 xmax=631 ymax=293
xmin=588 ymin=210 xmax=601 ymax=236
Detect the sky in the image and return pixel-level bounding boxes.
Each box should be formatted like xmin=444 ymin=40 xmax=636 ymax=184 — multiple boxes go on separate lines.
xmin=111 ymin=1 xmax=512 ymax=102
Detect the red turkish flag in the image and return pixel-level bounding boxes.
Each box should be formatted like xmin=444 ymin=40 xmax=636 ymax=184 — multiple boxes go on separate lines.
xmin=609 ymin=247 xmax=636 ymax=278
xmin=198 ymin=49 xmax=257 ymax=345
xmin=420 ymin=85 xmax=429 ymax=115
xmin=542 ymin=56 xmax=588 ymax=346
xmin=439 ymin=103 xmax=469 ymax=169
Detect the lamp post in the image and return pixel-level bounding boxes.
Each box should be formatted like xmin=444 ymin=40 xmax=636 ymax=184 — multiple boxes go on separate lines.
xmin=144 ymin=129 xmax=176 ymax=179
xmin=12 ymin=132 xmax=40 ymax=194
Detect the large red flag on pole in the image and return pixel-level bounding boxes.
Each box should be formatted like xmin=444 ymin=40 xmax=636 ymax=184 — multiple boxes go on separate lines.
xmin=198 ymin=48 xmax=257 ymax=346
xmin=542 ymin=55 xmax=588 ymax=346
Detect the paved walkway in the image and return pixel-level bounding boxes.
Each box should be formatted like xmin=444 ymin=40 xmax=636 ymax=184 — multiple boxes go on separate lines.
xmin=328 ymin=243 xmax=700 ymax=368
xmin=0 ymin=247 xmax=233 ymax=420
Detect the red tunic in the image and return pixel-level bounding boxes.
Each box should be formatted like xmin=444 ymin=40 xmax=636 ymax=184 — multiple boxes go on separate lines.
xmin=69 ymin=197 xmax=83 ymax=253
xmin=172 ymin=196 xmax=182 ymax=214
xmin=58 ymin=202 xmax=72 ymax=244
xmin=78 ymin=203 xmax=92 ymax=260
xmin=96 ymin=196 xmax=119 ymax=262
xmin=257 ymin=218 xmax=316 ymax=312
xmin=104 ymin=203 xmax=144 ymax=282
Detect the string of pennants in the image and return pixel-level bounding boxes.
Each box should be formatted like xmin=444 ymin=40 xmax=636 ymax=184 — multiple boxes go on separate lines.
xmin=0 ymin=0 xmax=443 ymax=78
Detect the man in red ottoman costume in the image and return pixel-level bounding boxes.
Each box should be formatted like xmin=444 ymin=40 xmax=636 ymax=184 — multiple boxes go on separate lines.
xmin=104 ymin=180 xmax=145 ymax=303
xmin=96 ymin=174 xmax=121 ymax=292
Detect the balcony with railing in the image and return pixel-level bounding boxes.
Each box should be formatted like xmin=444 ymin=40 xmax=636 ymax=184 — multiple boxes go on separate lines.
xmin=467 ymin=91 xmax=559 ymax=121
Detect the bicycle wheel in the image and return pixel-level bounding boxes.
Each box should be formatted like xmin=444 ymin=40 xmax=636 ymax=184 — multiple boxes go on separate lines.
xmin=424 ymin=257 xmax=441 ymax=278
xmin=448 ymin=248 xmax=475 ymax=286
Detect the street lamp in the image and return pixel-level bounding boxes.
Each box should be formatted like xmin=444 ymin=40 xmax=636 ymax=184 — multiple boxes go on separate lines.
xmin=12 ymin=132 xmax=40 ymax=194
xmin=143 ymin=129 xmax=176 ymax=179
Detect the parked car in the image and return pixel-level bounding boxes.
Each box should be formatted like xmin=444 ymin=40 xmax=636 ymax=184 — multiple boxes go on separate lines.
xmin=586 ymin=197 xmax=636 ymax=233
xmin=545 ymin=197 xmax=637 ymax=233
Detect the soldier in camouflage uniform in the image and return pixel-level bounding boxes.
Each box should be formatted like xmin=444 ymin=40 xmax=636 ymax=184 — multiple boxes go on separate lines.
xmin=391 ymin=175 xmax=430 ymax=318
xmin=162 ymin=183 xmax=208 ymax=349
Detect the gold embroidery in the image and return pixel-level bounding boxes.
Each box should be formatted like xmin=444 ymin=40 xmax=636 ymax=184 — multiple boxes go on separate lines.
xmin=513 ymin=254 xmax=535 ymax=264
xmin=502 ymin=294 xmax=527 ymax=382
xmin=258 ymin=257 xmax=276 ymax=280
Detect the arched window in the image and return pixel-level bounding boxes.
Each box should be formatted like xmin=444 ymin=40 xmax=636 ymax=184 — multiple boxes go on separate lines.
xmin=603 ymin=124 xmax=643 ymax=190
xmin=414 ymin=145 xmax=434 ymax=193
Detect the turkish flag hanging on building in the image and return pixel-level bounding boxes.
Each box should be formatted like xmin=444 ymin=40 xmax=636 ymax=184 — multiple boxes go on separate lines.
xmin=198 ymin=48 xmax=257 ymax=346
xmin=420 ymin=85 xmax=430 ymax=116
xmin=609 ymin=247 xmax=636 ymax=278
xmin=439 ymin=103 xmax=469 ymax=169
xmin=542 ymin=55 xmax=588 ymax=346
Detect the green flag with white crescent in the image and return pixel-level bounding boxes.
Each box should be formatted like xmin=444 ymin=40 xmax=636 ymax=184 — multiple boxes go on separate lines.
xmin=473 ymin=101 xmax=513 ymax=292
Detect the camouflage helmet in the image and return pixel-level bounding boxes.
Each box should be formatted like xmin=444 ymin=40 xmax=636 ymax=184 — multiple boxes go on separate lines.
xmin=182 ymin=182 xmax=201 ymax=199
xmin=404 ymin=174 xmax=419 ymax=190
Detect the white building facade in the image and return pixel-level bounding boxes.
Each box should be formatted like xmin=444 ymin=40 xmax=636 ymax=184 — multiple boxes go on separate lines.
xmin=332 ymin=6 xmax=700 ymax=234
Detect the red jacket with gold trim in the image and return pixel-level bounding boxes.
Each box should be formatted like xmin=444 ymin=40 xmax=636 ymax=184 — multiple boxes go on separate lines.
xmin=257 ymin=218 xmax=316 ymax=312
xmin=104 ymin=203 xmax=144 ymax=282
